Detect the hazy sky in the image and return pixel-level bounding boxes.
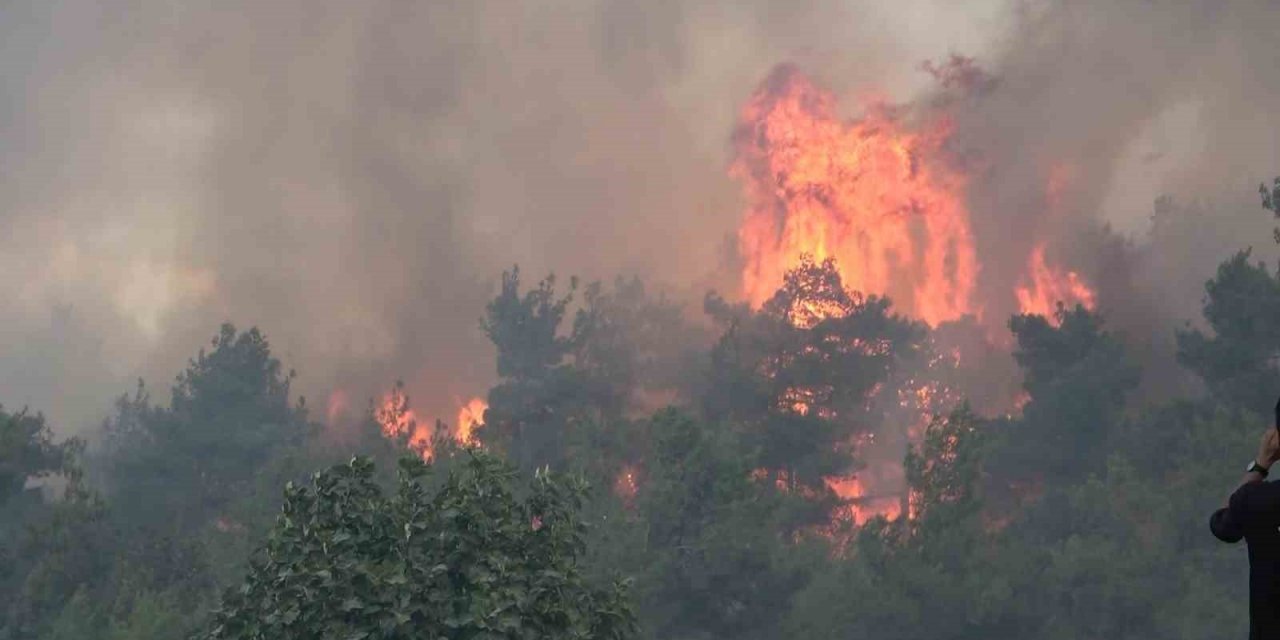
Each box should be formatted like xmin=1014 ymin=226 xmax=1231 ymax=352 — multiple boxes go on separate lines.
xmin=2 ymin=0 xmax=1277 ymax=435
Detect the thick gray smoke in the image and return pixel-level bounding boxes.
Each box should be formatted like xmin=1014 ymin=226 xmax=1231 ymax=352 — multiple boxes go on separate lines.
xmin=949 ymin=0 xmax=1280 ymax=327
xmin=1 ymin=0 xmax=1277 ymax=435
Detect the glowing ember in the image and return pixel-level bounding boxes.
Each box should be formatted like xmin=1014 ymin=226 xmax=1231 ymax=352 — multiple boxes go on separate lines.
xmin=733 ymin=64 xmax=978 ymax=326
xmin=614 ymin=465 xmax=639 ymax=502
xmin=781 ymin=385 xmax=834 ymax=419
xmin=1014 ymin=244 xmax=1096 ymax=319
xmin=455 ymin=396 xmax=487 ymax=445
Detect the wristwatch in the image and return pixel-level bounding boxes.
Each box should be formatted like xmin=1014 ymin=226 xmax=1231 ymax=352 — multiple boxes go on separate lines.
xmin=1247 ymin=460 xmax=1270 ymax=478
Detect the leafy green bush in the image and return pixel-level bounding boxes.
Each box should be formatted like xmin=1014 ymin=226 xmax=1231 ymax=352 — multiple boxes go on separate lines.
xmin=203 ymin=451 xmax=635 ymax=640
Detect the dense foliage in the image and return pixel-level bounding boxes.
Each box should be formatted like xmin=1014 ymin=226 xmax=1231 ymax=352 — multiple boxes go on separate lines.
xmin=702 ymin=255 xmax=931 ymax=522
xmin=7 ymin=195 xmax=1280 ymax=638
xmin=204 ymin=453 xmax=634 ymax=640
xmin=1176 ymin=250 xmax=1280 ymax=411
xmin=102 ymin=324 xmax=313 ymax=538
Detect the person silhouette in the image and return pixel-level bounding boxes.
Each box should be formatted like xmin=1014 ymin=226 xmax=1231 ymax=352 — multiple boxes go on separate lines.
xmin=1211 ymin=396 xmax=1280 ymax=639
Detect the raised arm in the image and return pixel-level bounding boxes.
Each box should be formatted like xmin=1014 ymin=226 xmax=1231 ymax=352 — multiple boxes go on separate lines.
xmin=1211 ymin=427 xmax=1280 ymax=542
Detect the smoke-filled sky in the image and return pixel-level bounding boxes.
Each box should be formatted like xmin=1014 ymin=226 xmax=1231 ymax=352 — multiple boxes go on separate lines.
xmin=2 ymin=0 xmax=1278 ymax=435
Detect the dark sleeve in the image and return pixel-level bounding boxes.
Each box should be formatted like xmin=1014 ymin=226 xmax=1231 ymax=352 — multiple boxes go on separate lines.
xmin=1211 ymin=507 xmax=1244 ymax=543
xmin=1226 ymin=480 xmax=1280 ymax=531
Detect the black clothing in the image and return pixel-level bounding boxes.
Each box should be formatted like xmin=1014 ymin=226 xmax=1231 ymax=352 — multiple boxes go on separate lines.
xmin=1212 ymin=479 xmax=1280 ymax=639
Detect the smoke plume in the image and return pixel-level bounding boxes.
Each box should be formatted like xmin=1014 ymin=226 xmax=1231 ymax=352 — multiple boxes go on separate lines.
xmin=2 ymin=0 xmax=1278 ymax=434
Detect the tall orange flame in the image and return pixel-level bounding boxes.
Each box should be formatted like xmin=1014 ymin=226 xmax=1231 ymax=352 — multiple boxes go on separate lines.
xmin=733 ymin=65 xmax=979 ymax=326
xmin=455 ymin=396 xmax=487 ymax=445
xmin=1014 ymin=244 xmax=1096 ymax=319
xmin=375 ymin=385 xmax=433 ymax=460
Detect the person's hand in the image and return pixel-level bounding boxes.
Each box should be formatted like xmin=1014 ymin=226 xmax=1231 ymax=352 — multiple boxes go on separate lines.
xmin=1256 ymin=427 xmax=1280 ymax=469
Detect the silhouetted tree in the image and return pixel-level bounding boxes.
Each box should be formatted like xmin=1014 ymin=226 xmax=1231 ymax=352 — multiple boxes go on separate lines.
xmin=102 ymin=324 xmax=313 ymax=534
xmin=0 ymin=406 xmax=77 ymax=507
xmin=630 ymin=409 xmax=803 ymax=640
xmin=480 ymin=267 xmax=698 ymax=481
xmin=1177 ymin=250 xmax=1280 ymax=412
xmin=702 ymin=256 xmax=931 ymax=527
xmin=993 ymin=304 xmax=1139 ymax=481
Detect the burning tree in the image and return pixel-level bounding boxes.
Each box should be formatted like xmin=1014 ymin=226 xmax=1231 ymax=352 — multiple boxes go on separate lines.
xmin=703 ymin=256 xmax=944 ymax=528
xmin=731 ymin=63 xmax=1099 ymax=335
xmin=785 ymin=406 xmax=1013 ymax=639
xmin=732 ymin=64 xmax=979 ymax=327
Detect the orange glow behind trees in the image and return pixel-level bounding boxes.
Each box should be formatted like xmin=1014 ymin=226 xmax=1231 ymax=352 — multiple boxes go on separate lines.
xmin=372 ymin=64 xmax=1098 ymax=535
xmin=373 ymin=385 xmax=487 ymax=460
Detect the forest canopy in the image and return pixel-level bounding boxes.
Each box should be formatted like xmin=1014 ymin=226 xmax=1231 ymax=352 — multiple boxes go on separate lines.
xmin=4 ymin=195 xmax=1280 ymax=639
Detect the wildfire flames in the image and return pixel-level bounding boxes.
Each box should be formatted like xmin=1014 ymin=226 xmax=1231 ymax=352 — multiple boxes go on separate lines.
xmin=455 ymin=397 xmax=488 ymax=445
xmin=731 ymin=65 xmax=1098 ymax=529
xmin=374 ymin=386 xmax=488 ymax=460
xmin=1014 ymin=244 xmax=1097 ymax=318
xmin=375 ymin=384 xmax=432 ymax=457
xmin=733 ymin=64 xmax=1099 ymax=329
xmin=360 ymin=64 xmax=1099 ymax=537
xmin=826 ymin=475 xmax=904 ymax=524
xmin=733 ymin=64 xmax=978 ymax=327
xmin=819 ymin=379 xmax=948 ymax=524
